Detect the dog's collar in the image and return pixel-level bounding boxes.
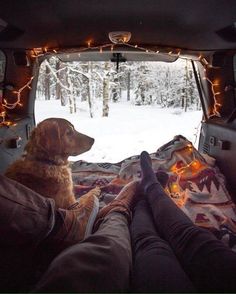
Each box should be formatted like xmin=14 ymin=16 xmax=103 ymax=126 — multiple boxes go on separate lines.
xmin=24 ymin=154 xmax=68 ymax=166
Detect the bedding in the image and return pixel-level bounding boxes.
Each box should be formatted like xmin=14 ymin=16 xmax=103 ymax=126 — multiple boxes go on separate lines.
xmin=72 ymin=135 xmax=236 ymax=251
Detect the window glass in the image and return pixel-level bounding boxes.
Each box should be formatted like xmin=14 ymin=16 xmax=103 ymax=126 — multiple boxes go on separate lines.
xmin=35 ymin=57 xmax=202 ymax=163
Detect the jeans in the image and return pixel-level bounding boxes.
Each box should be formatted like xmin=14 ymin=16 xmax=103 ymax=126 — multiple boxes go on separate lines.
xmin=33 ymin=212 xmax=131 ymax=293
xmin=0 ymin=175 xmax=132 ymax=292
xmin=131 ymin=183 xmax=236 ymax=292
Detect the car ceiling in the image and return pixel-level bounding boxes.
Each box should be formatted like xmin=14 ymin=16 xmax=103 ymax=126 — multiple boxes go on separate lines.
xmin=0 ymin=0 xmax=236 ymax=51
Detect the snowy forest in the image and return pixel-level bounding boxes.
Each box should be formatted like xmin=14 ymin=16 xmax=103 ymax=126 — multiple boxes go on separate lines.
xmin=36 ymin=56 xmax=200 ymax=116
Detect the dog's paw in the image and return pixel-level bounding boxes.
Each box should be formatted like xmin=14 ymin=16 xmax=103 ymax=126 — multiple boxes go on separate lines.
xmin=90 ymin=186 xmax=101 ymax=198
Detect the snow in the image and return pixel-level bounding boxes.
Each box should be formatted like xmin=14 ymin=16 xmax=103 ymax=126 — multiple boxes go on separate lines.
xmin=35 ymin=99 xmax=202 ymax=163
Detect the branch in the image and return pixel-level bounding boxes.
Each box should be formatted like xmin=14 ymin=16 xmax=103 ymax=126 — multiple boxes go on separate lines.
xmin=44 ymin=60 xmax=70 ymax=91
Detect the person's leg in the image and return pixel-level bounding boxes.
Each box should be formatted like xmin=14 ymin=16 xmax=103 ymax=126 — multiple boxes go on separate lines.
xmin=32 ymin=212 xmax=131 ymax=293
xmin=0 ymin=175 xmax=99 ymax=292
xmin=33 ymin=180 xmax=139 ymax=293
xmin=130 ymin=198 xmax=195 ymax=293
xmin=0 ymin=175 xmax=56 ymax=292
xmin=140 ymin=151 xmax=236 ymax=292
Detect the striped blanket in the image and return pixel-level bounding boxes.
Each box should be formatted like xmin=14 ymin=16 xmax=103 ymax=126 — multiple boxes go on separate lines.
xmin=72 ymin=135 xmax=236 ymax=251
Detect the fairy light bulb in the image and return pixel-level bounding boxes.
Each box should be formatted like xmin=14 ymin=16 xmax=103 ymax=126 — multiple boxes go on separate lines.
xmin=172 ymin=183 xmax=179 ymax=192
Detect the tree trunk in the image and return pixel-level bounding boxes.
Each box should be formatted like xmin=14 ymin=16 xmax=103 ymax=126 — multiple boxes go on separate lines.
xmin=127 ymin=71 xmax=131 ymax=101
xmin=60 ymin=63 xmax=67 ymax=106
xmin=184 ymin=60 xmax=189 ymax=112
xmin=45 ymin=64 xmax=50 ymax=100
xmin=87 ymin=62 xmax=94 ymax=118
xmin=55 ymin=60 xmax=62 ymax=101
xmin=66 ymin=68 xmax=75 ymax=114
xmin=102 ymin=62 xmax=110 ymax=117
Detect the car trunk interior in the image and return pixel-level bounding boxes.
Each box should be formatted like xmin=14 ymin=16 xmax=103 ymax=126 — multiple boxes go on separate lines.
xmin=1 ymin=0 xmax=236 ymax=203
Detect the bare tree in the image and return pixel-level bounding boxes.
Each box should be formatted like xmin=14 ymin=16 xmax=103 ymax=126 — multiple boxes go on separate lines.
xmin=102 ymin=62 xmax=110 ymax=117
xmin=45 ymin=61 xmax=50 ymax=100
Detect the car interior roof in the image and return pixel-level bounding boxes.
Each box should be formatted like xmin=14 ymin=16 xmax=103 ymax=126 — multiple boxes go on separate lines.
xmin=0 ymin=0 xmax=236 ymax=51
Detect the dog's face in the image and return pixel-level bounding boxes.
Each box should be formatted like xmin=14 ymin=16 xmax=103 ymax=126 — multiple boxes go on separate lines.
xmin=25 ymin=118 xmax=94 ymax=160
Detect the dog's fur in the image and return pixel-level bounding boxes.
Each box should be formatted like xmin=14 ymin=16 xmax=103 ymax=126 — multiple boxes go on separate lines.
xmin=5 ymin=118 xmax=94 ymax=208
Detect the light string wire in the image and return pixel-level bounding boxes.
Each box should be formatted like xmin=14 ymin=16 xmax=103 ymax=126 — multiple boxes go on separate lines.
xmin=0 ymin=76 xmax=34 ymax=126
xmin=0 ymin=40 xmax=221 ymax=126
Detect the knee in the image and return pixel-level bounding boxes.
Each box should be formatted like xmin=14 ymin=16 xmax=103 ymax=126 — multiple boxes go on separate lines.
xmin=132 ymin=232 xmax=171 ymax=255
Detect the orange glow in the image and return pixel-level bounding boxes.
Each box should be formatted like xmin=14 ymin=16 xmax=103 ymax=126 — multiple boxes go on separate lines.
xmin=191 ymin=160 xmax=201 ymax=170
xmin=87 ymin=40 xmax=92 ymax=47
xmin=203 ymin=77 xmax=222 ymax=118
xmin=1 ymin=77 xmax=34 ymax=127
xmin=171 ymin=183 xmax=179 ymax=192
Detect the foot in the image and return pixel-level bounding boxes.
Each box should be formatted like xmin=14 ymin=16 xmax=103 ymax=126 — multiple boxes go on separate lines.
xmin=140 ymin=151 xmax=158 ymax=194
xmin=93 ymin=180 xmax=139 ymax=231
xmin=140 ymin=151 xmax=169 ymax=193
xmin=67 ymin=186 xmax=101 ymax=239
xmin=47 ymin=186 xmax=101 ymax=250
xmin=156 ymin=170 xmax=169 ymax=188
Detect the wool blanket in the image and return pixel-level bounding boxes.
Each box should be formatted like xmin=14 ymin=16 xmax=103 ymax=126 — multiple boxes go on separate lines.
xmin=72 ymin=135 xmax=236 ymax=251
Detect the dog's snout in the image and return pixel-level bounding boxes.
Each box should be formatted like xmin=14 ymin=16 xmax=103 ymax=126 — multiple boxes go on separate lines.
xmin=90 ymin=137 xmax=95 ymax=145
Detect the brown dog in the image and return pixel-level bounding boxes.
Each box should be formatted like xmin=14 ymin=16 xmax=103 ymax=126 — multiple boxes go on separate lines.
xmin=5 ymin=118 xmax=95 ymax=208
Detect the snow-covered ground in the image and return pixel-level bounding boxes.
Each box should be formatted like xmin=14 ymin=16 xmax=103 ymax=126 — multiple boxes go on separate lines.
xmin=35 ymin=100 xmax=202 ymax=163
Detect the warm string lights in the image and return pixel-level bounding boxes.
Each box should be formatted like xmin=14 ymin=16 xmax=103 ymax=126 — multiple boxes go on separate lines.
xmin=203 ymin=77 xmax=221 ymax=118
xmin=2 ymin=38 xmax=221 ymax=126
xmin=30 ymin=42 xmax=222 ymax=121
xmin=30 ymin=41 xmax=201 ymax=63
xmin=197 ymin=55 xmax=222 ymax=118
xmin=0 ymin=77 xmax=34 ymax=126
xmin=3 ymin=76 xmax=34 ymax=109
xmin=169 ymin=143 xmax=204 ymax=198
xmin=170 ymin=144 xmax=197 ymax=175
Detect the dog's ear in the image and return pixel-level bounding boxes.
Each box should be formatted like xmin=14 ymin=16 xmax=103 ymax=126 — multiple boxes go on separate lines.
xmin=37 ymin=120 xmax=61 ymax=155
xmin=26 ymin=120 xmax=61 ymax=156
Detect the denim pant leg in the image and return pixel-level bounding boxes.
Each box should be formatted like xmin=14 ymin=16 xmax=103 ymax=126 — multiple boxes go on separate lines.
xmin=147 ymin=183 xmax=236 ymax=292
xmin=32 ymin=212 xmax=132 ymax=293
xmin=130 ymin=199 xmax=195 ymax=293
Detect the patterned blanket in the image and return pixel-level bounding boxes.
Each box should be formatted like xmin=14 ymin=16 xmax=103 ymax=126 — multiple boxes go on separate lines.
xmin=72 ymin=135 xmax=236 ymax=251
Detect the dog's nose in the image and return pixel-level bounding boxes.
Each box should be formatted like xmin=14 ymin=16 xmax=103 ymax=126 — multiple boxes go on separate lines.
xmin=90 ymin=137 xmax=95 ymax=145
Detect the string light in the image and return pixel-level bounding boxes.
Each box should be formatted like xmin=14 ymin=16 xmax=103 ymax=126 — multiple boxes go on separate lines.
xmin=30 ymin=41 xmax=212 ymax=65
xmin=3 ymin=77 xmax=34 ymax=110
xmin=0 ymin=77 xmax=34 ymax=126
xmin=168 ymin=143 xmax=206 ymax=199
xmin=197 ymin=54 xmax=222 ymax=118
xmin=169 ymin=143 xmax=205 ymax=180
xmin=87 ymin=41 xmax=91 ymax=48
xmin=203 ymin=77 xmax=221 ymax=117
xmin=3 ymin=40 xmax=220 ymax=124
